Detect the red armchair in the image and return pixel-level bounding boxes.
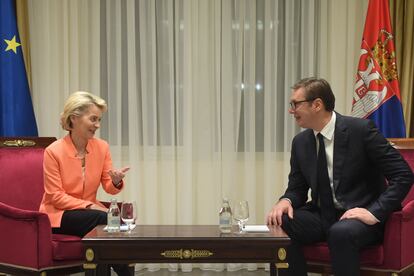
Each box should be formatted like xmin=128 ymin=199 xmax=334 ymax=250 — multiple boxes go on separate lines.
xmin=304 ymin=138 xmax=414 ymax=276
xmin=0 ymin=137 xmax=84 ymax=275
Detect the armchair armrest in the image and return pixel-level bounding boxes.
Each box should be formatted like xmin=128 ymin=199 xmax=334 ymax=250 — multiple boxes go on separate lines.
xmin=0 ymin=202 xmax=53 ymax=269
xmin=402 ymin=200 xmax=414 ymax=220
xmin=381 ymin=200 xmax=414 ymax=269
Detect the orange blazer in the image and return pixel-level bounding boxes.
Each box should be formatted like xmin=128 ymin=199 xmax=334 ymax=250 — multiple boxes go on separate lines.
xmin=39 ymin=135 xmax=123 ymax=227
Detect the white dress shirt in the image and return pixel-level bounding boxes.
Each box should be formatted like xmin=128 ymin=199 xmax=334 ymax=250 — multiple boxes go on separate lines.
xmin=313 ymin=112 xmax=343 ymax=208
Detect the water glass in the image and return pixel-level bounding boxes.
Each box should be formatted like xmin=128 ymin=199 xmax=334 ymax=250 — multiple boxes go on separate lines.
xmin=233 ymin=200 xmax=249 ymax=232
xmin=121 ymin=201 xmax=136 ymax=232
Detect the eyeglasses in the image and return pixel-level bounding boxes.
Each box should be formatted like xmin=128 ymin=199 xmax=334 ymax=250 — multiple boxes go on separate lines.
xmin=289 ymin=99 xmax=314 ymax=110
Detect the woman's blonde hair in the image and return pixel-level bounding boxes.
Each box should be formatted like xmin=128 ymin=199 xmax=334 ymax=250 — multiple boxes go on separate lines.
xmin=60 ymin=91 xmax=107 ymax=131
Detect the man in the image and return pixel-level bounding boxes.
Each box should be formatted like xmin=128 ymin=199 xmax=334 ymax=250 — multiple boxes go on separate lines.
xmin=266 ymin=78 xmax=413 ymax=276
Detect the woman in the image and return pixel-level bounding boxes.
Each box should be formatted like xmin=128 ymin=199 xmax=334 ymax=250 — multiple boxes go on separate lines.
xmin=39 ymin=91 xmax=131 ymax=275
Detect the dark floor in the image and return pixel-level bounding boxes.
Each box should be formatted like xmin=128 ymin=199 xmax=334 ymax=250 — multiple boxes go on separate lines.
xmin=70 ymin=268 xmax=319 ymax=275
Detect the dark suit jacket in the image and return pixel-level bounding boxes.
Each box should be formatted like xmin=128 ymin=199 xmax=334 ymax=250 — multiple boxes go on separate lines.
xmin=282 ymin=112 xmax=414 ymax=222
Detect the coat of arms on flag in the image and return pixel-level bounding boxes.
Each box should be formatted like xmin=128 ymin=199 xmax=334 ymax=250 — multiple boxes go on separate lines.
xmin=351 ymin=0 xmax=405 ymax=138
xmin=352 ymin=30 xmax=397 ymax=118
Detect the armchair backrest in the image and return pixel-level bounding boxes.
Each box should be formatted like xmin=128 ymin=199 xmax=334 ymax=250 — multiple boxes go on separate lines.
xmin=388 ymin=138 xmax=414 ymax=206
xmin=0 ymin=137 xmax=56 ymax=211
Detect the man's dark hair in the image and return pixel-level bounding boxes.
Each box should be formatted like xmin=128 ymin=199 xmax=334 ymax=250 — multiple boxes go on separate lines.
xmin=292 ymin=77 xmax=335 ymax=111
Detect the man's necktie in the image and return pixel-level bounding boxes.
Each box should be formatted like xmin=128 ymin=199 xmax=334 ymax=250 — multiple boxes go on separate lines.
xmin=317 ymin=133 xmax=336 ymax=229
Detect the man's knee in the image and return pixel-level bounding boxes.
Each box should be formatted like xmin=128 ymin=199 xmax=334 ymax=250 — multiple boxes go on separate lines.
xmin=281 ymin=213 xmax=303 ymax=242
xmin=327 ymin=220 xmax=356 ymax=247
xmin=281 ymin=213 xmax=293 ymax=232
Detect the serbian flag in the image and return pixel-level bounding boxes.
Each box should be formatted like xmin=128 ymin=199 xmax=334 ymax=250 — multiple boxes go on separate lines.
xmin=351 ymin=0 xmax=405 ymax=138
xmin=0 ymin=0 xmax=38 ymax=136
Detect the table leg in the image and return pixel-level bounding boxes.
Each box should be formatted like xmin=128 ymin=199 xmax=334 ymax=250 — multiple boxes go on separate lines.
xmin=128 ymin=264 xmax=135 ymax=275
xmin=270 ymin=262 xmax=290 ymax=276
xmin=276 ymin=266 xmax=289 ymax=276
xmin=97 ymin=264 xmax=111 ymax=276
xmin=83 ymin=263 xmax=97 ymax=276
xmin=270 ymin=262 xmax=277 ymax=276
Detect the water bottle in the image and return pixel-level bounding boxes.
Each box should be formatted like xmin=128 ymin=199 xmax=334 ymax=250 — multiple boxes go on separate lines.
xmin=219 ymin=198 xmax=232 ymax=233
xmin=107 ymin=199 xmax=120 ymax=232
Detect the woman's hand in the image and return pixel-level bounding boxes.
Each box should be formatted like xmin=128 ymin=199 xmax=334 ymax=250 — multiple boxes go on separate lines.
xmin=87 ymin=203 xmax=108 ymax=212
xmin=108 ymin=166 xmax=130 ymax=187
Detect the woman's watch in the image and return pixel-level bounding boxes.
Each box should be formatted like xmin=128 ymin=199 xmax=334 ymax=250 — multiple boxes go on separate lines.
xmin=113 ymin=180 xmax=122 ymax=188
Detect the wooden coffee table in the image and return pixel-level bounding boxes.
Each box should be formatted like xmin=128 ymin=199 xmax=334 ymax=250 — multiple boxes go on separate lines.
xmin=82 ymin=225 xmax=290 ymax=276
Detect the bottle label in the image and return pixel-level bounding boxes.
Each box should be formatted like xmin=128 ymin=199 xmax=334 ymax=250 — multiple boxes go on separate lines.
xmin=107 ymin=202 xmax=121 ymax=232
xmin=108 ymin=216 xmax=120 ymax=226
xmin=220 ymin=217 xmax=231 ymax=225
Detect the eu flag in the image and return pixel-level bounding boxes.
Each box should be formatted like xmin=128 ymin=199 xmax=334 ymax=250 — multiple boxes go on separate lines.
xmin=0 ymin=0 xmax=38 ymax=136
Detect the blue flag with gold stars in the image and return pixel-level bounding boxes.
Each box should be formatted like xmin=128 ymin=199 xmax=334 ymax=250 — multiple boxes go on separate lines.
xmin=0 ymin=0 xmax=38 ymax=136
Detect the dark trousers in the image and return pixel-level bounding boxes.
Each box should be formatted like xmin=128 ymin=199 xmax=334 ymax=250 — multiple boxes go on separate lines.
xmin=281 ymin=204 xmax=385 ymax=276
xmin=52 ymin=209 xmax=133 ymax=276
xmin=52 ymin=209 xmax=107 ymax=237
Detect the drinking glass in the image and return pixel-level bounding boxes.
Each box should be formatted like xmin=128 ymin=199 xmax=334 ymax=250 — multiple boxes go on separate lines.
xmin=233 ymin=200 xmax=249 ymax=232
xmin=121 ymin=201 xmax=136 ymax=232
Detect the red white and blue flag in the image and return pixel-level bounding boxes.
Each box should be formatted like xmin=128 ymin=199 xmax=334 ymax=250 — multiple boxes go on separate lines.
xmin=351 ymin=0 xmax=405 ymax=138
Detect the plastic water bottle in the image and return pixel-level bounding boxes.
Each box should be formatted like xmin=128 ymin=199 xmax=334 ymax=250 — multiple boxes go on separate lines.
xmin=219 ymin=198 xmax=232 ymax=233
xmin=107 ymin=199 xmax=120 ymax=232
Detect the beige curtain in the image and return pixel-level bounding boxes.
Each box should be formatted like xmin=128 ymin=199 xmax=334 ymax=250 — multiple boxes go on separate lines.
xmin=27 ymin=0 xmax=367 ymax=272
xmin=15 ymin=0 xmax=32 ymax=91
xmin=390 ymin=0 xmax=414 ymax=137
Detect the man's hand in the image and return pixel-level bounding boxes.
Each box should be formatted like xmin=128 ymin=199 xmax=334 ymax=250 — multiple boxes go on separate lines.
xmin=339 ymin=207 xmax=379 ymax=225
xmin=266 ymin=199 xmax=293 ymax=226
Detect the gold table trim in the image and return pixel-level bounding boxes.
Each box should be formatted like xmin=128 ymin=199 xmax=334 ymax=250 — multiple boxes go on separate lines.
xmin=161 ymin=249 xmax=213 ymax=259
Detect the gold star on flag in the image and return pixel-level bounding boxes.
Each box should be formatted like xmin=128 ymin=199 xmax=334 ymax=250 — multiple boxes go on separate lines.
xmin=4 ymin=35 xmax=21 ymax=54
